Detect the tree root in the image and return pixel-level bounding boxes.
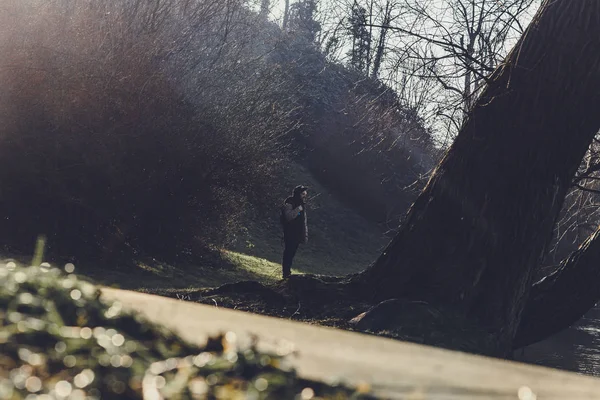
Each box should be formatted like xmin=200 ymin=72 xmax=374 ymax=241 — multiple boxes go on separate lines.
xmin=348 ymin=298 xmax=503 ymax=356
xmin=174 ymin=274 xmax=503 ymax=356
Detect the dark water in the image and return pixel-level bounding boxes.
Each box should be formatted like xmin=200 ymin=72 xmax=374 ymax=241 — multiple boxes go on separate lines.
xmin=515 ymin=306 xmax=600 ymax=376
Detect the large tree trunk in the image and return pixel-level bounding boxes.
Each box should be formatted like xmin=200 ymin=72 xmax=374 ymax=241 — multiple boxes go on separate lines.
xmin=355 ymin=0 xmax=600 ymax=355
xmin=514 ymin=226 xmax=600 ymax=349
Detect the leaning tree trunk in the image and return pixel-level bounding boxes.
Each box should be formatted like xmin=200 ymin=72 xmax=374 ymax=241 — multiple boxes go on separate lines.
xmin=514 ymin=226 xmax=600 ymax=349
xmin=355 ymin=0 xmax=600 ymax=356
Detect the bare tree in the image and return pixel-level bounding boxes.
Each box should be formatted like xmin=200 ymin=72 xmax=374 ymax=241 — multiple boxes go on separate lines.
xmin=311 ymin=0 xmax=537 ymax=145
xmin=352 ymin=0 xmax=600 ymax=356
xmin=283 ymin=0 xmax=290 ymax=28
xmin=370 ymin=0 xmax=393 ymax=78
xmin=379 ymin=0 xmax=539 ymax=136
xmin=541 ymin=133 xmax=600 ymax=269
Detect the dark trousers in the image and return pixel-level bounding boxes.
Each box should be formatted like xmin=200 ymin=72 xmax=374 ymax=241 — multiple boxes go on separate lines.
xmin=282 ymin=238 xmax=300 ymax=278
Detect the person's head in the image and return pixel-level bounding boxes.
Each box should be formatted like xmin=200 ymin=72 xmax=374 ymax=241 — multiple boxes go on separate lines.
xmin=292 ymin=185 xmax=308 ymax=203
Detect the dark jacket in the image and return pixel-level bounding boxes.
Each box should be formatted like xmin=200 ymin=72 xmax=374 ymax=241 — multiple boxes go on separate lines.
xmin=281 ymin=196 xmax=308 ymax=243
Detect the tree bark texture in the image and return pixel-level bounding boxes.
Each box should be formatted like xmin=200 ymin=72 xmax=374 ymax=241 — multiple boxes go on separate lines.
xmin=356 ymin=0 xmax=600 ymax=354
xmin=514 ymin=226 xmax=600 ymax=348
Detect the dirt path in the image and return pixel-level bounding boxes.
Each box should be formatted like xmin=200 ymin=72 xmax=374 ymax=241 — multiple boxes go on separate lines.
xmin=101 ymin=287 xmax=600 ymax=399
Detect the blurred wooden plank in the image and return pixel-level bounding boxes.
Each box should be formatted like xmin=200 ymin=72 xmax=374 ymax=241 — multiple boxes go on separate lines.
xmin=102 ymin=288 xmax=600 ymax=399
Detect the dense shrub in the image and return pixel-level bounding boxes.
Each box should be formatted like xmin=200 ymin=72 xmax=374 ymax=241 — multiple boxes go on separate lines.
xmin=0 ymin=0 xmax=435 ymax=265
xmin=0 ymin=0 xmax=290 ymax=261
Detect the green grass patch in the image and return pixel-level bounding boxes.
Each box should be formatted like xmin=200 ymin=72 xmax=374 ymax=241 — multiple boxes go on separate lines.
xmin=220 ymin=251 xmax=285 ymax=283
xmin=230 ymin=164 xmax=388 ymax=277
xmin=38 ymin=251 xmax=281 ymax=293
xmin=4 ymin=165 xmax=389 ymax=297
